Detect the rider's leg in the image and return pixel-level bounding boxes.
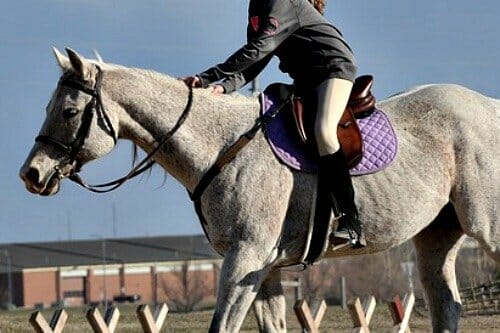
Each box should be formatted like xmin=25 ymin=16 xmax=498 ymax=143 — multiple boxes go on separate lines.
xmin=314 ymin=78 xmax=351 ymax=155
xmin=314 ymin=77 xmax=366 ymax=247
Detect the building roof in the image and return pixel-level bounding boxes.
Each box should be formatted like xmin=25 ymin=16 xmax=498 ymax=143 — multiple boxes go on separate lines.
xmin=0 ymin=235 xmax=220 ymax=273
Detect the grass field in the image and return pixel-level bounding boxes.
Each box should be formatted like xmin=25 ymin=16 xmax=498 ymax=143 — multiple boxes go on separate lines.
xmin=1 ymin=304 xmax=500 ymax=332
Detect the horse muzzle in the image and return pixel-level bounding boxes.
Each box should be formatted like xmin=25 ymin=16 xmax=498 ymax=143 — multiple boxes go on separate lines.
xmin=19 ymin=160 xmax=76 ymax=196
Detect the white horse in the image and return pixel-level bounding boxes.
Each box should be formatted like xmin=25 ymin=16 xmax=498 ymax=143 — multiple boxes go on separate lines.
xmin=20 ymin=48 xmax=499 ymax=333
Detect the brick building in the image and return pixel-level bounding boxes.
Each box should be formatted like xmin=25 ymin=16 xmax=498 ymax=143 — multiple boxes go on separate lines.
xmin=0 ymin=235 xmax=221 ymax=309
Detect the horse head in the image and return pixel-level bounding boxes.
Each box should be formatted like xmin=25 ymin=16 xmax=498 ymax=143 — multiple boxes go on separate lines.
xmin=20 ymin=48 xmax=119 ymax=195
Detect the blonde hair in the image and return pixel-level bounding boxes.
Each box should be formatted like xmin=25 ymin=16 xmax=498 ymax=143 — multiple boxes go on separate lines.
xmin=309 ymin=0 xmax=326 ymax=15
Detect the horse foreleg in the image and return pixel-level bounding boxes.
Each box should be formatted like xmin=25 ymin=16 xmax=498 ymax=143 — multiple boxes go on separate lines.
xmin=413 ymin=203 xmax=465 ymax=333
xmin=253 ymin=269 xmax=287 ymax=333
xmin=209 ymin=244 xmax=275 ymax=333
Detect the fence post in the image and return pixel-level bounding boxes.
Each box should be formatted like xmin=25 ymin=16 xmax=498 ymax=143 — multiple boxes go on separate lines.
xmin=86 ymin=306 xmax=120 ymax=333
xmin=348 ymin=296 xmax=376 ymax=333
xmin=136 ymin=303 xmax=169 ymax=333
xmin=294 ymin=299 xmax=327 ymax=333
xmin=388 ymin=293 xmax=415 ymax=333
xmin=29 ymin=309 xmax=68 ymax=333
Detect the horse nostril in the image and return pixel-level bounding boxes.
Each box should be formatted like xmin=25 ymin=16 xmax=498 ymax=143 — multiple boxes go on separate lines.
xmin=22 ymin=167 xmax=41 ymax=185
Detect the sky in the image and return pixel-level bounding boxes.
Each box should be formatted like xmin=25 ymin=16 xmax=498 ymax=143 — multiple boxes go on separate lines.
xmin=0 ymin=0 xmax=498 ymax=244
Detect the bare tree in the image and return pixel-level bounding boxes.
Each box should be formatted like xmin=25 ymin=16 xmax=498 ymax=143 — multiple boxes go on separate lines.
xmin=160 ymin=261 xmax=208 ymax=312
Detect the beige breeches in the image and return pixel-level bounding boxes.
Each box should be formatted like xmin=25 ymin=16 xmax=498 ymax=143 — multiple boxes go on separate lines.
xmin=314 ymin=78 xmax=354 ymax=156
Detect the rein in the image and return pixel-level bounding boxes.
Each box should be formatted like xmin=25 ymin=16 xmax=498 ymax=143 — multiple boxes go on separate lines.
xmin=36 ymin=67 xmax=193 ymax=193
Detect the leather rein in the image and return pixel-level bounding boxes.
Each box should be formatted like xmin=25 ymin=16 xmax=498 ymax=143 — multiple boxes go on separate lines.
xmin=35 ymin=65 xmax=288 ymax=200
xmin=35 ymin=66 xmax=193 ymax=193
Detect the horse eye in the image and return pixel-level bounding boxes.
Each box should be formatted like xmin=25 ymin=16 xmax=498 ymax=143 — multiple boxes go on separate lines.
xmin=62 ymin=107 xmax=80 ymax=119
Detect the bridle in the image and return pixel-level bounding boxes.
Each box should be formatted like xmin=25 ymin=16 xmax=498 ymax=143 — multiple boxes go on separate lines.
xmin=35 ymin=65 xmax=284 ymax=199
xmin=36 ymin=67 xmax=116 ymax=168
xmin=35 ymin=66 xmax=193 ymax=193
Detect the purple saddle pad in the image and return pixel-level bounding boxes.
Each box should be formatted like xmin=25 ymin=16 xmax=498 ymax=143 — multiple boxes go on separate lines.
xmin=261 ymin=93 xmax=398 ymax=176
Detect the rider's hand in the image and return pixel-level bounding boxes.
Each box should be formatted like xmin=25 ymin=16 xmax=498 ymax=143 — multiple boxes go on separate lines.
xmin=210 ymin=85 xmax=225 ymax=96
xmin=181 ymin=76 xmax=202 ymax=88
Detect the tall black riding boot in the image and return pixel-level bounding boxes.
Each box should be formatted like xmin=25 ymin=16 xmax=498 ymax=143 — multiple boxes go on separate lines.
xmin=319 ymin=149 xmax=366 ymax=248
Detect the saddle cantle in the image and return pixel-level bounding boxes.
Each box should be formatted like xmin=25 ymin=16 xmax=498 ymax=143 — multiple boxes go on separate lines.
xmin=291 ymin=75 xmax=376 ymax=167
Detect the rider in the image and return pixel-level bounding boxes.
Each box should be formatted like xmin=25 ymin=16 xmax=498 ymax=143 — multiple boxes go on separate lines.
xmin=183 ymin=0 xmax=366 ymax=248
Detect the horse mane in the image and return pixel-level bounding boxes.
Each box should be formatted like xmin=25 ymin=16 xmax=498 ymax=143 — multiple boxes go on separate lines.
xmin=103 ymin=64 xmax=257 ymax=185
xmin=103 ymin=64 xmax=255 ymax=107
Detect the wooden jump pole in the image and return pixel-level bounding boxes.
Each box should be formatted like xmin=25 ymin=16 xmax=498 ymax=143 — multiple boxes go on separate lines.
xmin=388 ymin=293 xmax=415 ymax=333
xmin=29 ymin=309 xmax=68 ymax=333
xmin=347 ymin=296 xmax=376 ymax=333
xmin=294 ymin=299 xmax=327 ymax=333
xmin=136 ymin=303 xmax=169 ymax=333
xmin=86 ymin=306 xmax=120 ymax=333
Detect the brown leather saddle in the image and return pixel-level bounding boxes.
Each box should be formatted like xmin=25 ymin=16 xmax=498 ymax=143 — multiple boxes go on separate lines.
xmin=291 ymin=75 xmax=376 ymax=167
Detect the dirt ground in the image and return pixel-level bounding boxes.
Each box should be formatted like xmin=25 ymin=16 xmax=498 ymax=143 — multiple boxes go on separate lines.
xmin=1 ymin=305 xmax=499 ymax=332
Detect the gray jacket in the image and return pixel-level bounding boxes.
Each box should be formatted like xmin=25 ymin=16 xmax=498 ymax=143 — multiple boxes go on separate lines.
xmin=198 ymin=0 xmax=357 ymax=93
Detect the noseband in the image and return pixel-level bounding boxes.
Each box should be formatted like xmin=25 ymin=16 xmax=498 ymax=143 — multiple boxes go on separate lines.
xmin=35 ymin=66 xmax=193 ymax=193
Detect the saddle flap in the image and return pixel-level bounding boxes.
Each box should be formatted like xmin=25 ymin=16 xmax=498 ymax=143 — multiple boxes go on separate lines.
xmin=338 ymin=107 xmax=363 ymax=166
xmin=291 ymin=97 xmax=362 ymax=167
xmin=290 ymin=75 xmax=377 ymax=167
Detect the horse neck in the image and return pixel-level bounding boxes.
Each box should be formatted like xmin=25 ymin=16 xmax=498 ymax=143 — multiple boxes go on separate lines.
xmin=103 ymin=66 xmax=260 ymax=191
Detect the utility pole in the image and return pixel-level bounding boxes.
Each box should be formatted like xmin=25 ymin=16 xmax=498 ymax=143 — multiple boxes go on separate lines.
xmin=67 ymin=212 xmax=72 ymax=240
xmin=90 ymin=235 xmax=108 ymax=313
xmin=101 ymin=238 xmax=107 ymax=313
xmin=112 ymin=202 xmax=117 ymax=238
xmin=341 ymin=276 xmax=347 ymax=309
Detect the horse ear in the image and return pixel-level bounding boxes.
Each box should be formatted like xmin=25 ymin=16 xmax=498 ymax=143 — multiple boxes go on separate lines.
xmin=65 ymin=47 xmax=91 ymax=80
xmin=93 ymin=49 xmax=104 ymax=63
xmin=53 ymin=47 xmax=71 ymax=72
